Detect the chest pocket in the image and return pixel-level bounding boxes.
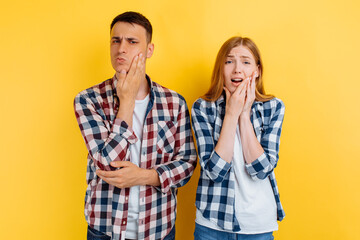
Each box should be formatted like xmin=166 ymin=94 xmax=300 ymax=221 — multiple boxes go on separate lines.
xmin=156 ymin=120 xmax=177 ymax=154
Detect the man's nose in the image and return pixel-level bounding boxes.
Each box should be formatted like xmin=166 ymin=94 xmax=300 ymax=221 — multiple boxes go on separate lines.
xmin=118 ymin=42 xmax=127 ymax=53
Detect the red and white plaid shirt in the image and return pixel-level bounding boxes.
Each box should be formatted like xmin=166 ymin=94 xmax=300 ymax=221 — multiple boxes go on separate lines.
xmin=74 ymin=75 xmax=197 ymax=240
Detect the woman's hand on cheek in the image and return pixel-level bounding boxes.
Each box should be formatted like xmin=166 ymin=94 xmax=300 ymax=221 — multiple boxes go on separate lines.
xmin=241 ymin=73 xmax=256 ymax=117
xmin=224 ymin=80 xmax=247 ymax=119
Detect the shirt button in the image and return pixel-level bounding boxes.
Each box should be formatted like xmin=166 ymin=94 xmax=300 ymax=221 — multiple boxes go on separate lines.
xmin=123 ymin=220 xmax=126 ymax=225
xmin=125 ymin=197 xmax=129 ymax=201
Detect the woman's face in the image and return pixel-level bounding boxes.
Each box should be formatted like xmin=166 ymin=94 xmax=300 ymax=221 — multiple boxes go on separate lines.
xmin=223 ymin=45 xmax=259 ymax=94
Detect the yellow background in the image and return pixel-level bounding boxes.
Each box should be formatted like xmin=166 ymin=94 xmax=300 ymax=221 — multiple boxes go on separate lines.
xmin=1 ymin=0 xmax=359 ymax=239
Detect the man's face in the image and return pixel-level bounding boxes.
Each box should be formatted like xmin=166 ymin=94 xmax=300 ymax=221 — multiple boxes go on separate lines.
xmin=110 ymin=21 xmax=153 ymax=73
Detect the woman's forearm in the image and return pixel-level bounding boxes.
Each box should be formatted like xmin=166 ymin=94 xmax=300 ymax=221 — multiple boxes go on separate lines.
xmin=239 ymin=113 xmax=264 ymax=164
xmin=214 ymin=113 xmax=238 ymax=163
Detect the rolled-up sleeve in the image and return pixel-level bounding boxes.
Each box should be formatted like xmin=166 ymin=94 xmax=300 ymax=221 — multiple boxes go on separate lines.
xmin=74 ymin=92 xmax=137 ymax=171
xmin=191 ymin=99 xmax=231 ymax=183
xmin=245 ymin=99 xmax=285 ymax=180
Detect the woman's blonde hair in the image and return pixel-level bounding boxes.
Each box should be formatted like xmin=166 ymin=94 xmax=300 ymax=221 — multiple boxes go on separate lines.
xmin=202 ymin=36 xmax=274 ymax=102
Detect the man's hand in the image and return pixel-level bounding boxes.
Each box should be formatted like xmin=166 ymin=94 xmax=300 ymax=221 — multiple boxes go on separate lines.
xmin=96 ymin=161 xmax=160 ymax=188
xmin=115 ymin=53 xmax=146 ymax=125
xmin=116 ymin=53 xmax=145 ymax=103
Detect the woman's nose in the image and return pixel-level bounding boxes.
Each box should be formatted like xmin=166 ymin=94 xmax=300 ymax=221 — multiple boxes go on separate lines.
xmin=234 ymin=62 xmax=242 ymax=73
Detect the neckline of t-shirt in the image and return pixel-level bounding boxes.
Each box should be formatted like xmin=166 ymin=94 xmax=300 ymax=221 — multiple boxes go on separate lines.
xmin=135 ymin=94 xmax=150 ymax=104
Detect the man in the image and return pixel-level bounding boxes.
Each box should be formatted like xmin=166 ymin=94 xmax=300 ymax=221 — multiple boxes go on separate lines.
xmin=74 ymin=12 xmax=197 ymax=240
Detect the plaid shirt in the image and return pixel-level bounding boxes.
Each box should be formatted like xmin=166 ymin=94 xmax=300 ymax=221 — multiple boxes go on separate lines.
xmin=74 ymin=75 xmax=197 ymax=240
xmin=191 ymin=94 xmax=285 ymax=232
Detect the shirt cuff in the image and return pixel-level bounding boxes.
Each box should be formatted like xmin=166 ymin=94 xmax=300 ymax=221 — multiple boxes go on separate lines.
xmin=205 ymin=151 xmax=232 ymax=182
xmin=245 ymin=152 xmax=269 ymax=180
xmin=111 ymin=118 xmax=137 ymax=144
xmin=152 ymin=165 xmax=172 ymax=194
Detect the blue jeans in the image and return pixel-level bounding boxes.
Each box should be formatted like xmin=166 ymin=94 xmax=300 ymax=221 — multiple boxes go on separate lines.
xmin=194 ymin=223 xmax=274 ymax=240
xmin=87 ymin=225 xmax=175 ymax=240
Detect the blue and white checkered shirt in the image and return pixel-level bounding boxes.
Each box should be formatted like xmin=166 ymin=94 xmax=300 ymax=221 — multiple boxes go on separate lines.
xmin=191 ymin=94 xmax=285 ymax=232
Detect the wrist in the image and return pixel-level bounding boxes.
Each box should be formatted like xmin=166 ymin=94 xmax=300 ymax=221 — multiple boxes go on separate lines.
xmin=140 ymin=169 xmax=160 ymax=186
xmin=240 ymin=111 xmax=251 ymax=119
xmin=116 ymin=104 xmax=134 ymax=124
xmin=239 ymin=112 xmax=251 ymax=126
xmin=225 ymin=112 xmax=240 ymax=124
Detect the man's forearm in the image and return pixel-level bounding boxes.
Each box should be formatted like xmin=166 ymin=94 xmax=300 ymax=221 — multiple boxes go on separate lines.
xmin=140 ymin=168 xmax=161 ymax=187
xmin=116 ymin=101 xmax=135 ymax=127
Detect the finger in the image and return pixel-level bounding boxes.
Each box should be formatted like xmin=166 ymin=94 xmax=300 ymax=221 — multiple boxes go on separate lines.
xmin=250 ymin=72 xmax=255 ymax=85
xmin=240 ymin=79 xmax=251 ymax=96
xmin=126 ymin=55 xmax=139 ymax=78
xmin=98 ymin=175 xmax=116 ymax=185
xmin=134 ymin=54 xmax=145 ymax=83
xmin=245 ymin=77 xmax=252 ymax=93
xmin=139 ymin=54 xmax=146 ymax=76
xmin=223 ymin=87 xmax=230 ymax=103
xmin=110 ymin=160 xmax=132 ymax=168
xmin=239 ymin=85 xmax=247 ymax=98
xmin=234 ymin=79 xmax=248 ymax=95
xmin=246 ymin=81 xmax=252 ymax=100
xmin=96 ymin=169 xmax=119 ymax=178
xmin=252 ymin=74 xmax=256 ymax=93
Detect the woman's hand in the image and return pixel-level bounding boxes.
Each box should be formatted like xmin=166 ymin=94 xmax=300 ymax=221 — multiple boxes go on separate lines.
xmin=223 ymin=78 xmax=248 ymax=119
xmin=241 ymin=72 xmax=256 ymax=118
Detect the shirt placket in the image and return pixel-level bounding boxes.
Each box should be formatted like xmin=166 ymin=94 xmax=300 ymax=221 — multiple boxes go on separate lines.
xmin=137 ymin=103 xmax=153 ymax=239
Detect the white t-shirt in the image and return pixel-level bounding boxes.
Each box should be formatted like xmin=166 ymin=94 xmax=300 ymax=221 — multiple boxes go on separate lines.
xmin=125 ymin=94 xmax=149 ymax=239
xmin=196 ymin=126 xmax=278 ymax=234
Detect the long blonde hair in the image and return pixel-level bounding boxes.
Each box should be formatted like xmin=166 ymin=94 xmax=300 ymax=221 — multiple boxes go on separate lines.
xmin=202 ymin=37 xmax=274 ymax=102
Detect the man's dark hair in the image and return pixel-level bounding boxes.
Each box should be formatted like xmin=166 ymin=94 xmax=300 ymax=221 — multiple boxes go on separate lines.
xmin=110 ymin=11 xmax=153 ymax=43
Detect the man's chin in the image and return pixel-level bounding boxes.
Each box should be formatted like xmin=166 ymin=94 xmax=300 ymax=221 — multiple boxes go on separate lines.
xmin=114 ymin=67 xmax=129 ymax=74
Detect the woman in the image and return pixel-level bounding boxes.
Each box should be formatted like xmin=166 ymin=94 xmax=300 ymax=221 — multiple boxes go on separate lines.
xmin=191 ymin=37 xmax=285 ymax=240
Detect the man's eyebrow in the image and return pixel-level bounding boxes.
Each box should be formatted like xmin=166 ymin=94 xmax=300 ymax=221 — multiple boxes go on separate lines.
xmin=111 ymin=36 xmax=138 ymax=41
xmin=125 ymin=37 xmax=138 ymax=41
xmin=111 ymin=36 xmax=139 ymax=41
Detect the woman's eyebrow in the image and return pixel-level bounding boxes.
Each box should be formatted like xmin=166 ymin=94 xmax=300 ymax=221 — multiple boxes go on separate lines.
xmin=227 ymin=54 xmax=250 ymax=58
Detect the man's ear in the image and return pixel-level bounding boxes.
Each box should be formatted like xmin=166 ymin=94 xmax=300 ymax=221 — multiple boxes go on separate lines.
xmin=146 ymin=43 xmax=154 ymax=58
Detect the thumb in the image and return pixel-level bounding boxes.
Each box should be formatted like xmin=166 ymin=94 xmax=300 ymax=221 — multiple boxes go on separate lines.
xmin=117 ymin=69 xmax=127 ymax=86
xmin=110 ymin=160 xmax=131 ymax=168
xmin=223 ymin=87 xmax=230 ymax=103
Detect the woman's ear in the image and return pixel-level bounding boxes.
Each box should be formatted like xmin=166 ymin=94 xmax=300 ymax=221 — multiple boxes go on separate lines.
xmin=255 ymin=65 xmax=260 ymax=78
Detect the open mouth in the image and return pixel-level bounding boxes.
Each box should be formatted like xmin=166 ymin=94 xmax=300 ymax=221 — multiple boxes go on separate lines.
xmin=231 ymin=79 xmax=243 ymax=83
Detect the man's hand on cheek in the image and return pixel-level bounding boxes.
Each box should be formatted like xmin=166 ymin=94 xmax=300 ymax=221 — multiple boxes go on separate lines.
xmin=114 ymin=53 xmax=146 ymax=125
xmin=116 ymin=53 xmax=145 ymax=103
